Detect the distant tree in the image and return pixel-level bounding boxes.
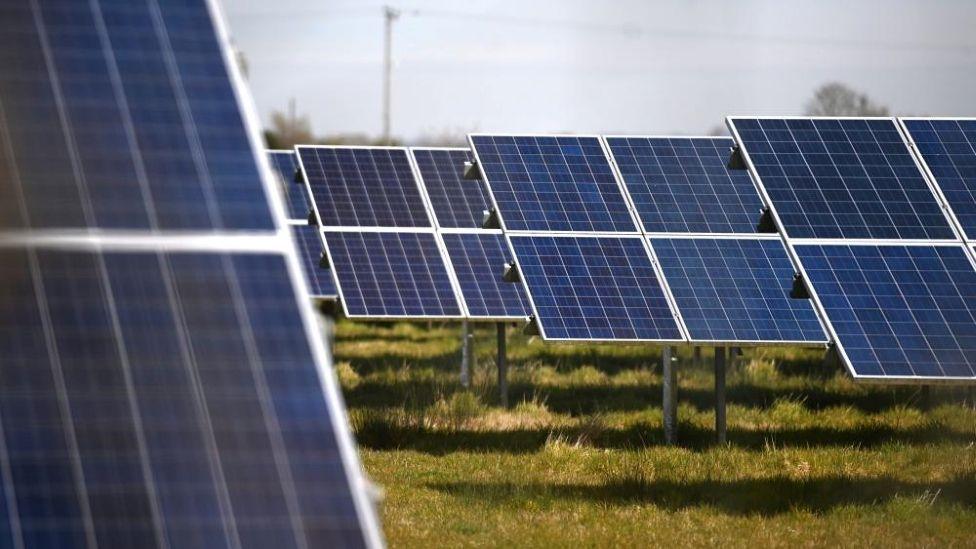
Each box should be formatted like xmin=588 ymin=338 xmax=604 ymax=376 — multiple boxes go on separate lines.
xmin=266 ymin=98 xmax=315 ymax=148
xmin=805 ymin=82 xmax=889 ymax=117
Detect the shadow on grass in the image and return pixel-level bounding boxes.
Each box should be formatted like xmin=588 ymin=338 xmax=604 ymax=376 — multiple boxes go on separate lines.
xmin=426 ymin=474 xmax=976 ymax=515
xmin=344 ymin=380 xmax=938 ymax=415
xmin=355 ymin=421 xmax=974 ymax=455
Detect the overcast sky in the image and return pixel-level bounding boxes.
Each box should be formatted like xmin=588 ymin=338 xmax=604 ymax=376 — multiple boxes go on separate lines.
xmin=222 ymin=0 xmax=976 ymax=141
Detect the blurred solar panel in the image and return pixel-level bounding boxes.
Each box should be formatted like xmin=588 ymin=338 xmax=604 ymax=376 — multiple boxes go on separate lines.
xmin=508 ymin=235 xmax=682 ymax=341
xmin=297 ymin=146 xmax=431 ymax=228
xmin=606 ymin=136 xmax=763 ymax=234
xmin=269 ymin=150 xmax=312 ymax=220
xmin=412 ymin=148 xmax=492 ymax=228
xmin=0 ymin=0 xmax=275 ymax=231
xmin=290 ymin=225 xmax=338 ymax=299
xmin=650 ymin=237 xmax=827 ymax=344
xmin=901 ymin=118 xmax=976 ymax=241
xmin=324 ymin=231 xmax=462 ymax=318
xmin=795 ymin=244 xmax=976 ymax=380
xmin=442 ymin=232 xmax=531 ymax=319
xmin=469 ymin=135 xmax=638 ymax=232
xmin=728 ymin=118 xmax=954 ymax=240
xmin=0 ymin=0 xmax=380 ymax=546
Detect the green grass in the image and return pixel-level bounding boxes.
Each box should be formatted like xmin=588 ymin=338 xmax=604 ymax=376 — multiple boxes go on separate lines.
xmin=334 ymin=320 xmax=976 ymax=548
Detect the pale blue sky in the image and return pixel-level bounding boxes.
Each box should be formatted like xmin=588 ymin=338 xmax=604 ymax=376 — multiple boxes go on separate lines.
xmin=222 ymin=0 xmax=976 ymax=141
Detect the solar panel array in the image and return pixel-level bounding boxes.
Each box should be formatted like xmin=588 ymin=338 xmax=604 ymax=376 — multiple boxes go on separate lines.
xmin=0 ymin=0 xmax=381 ymax=546
xmin=730 ymin=116 xmax=976 ymax=382
xmin=411 ymin=147 xmax=531 ymax=320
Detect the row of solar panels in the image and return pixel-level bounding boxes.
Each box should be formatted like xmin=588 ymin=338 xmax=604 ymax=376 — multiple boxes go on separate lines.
xmin=281 ymin=119 xmax=976 ymax=384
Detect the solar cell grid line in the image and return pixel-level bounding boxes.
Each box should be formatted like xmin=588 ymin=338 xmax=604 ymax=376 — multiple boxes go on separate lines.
xmin=296 ymin=145 xmax=433 ymax=228
xmin=468 ymin=134 xmax=640 ymax=233
xmin=649 ymin=236 xmax=829 ymax=345
xmin=269 ymin=150 xmax=313 ymax=220
xmin=507 ymin=234 xmax=686 ymax=341
xmin=321 ymin=229 xmax=463 ymax=319
xmin=726 ymin=117 xmax=957 ymax=241
xmin=440 ymin=231 xmax=532 ymax=320
xmin=899 ymin=118 xmax=976 ymax=242
xmin=604 ymin=136 xmax=765 ymax=234
xmin=792 ymin=242 xmax=976 ymax=381
xmin=289 ymin=224 xmax=338 ymax=299
xmin=410 ymin=147 xmax=492 ymax=229
xmin=0 ymin=0 xmax=276 ymax=231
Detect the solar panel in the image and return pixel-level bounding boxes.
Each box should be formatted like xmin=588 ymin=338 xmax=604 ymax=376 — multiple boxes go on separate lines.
xmin=727 ymin=118 xmax=954 ymax=240
xmin=900 ymin=118 xmax=976 ymax=241
xmin=606 ymin=137 xmax=764 ymax=234
xmin=290 ymin=225 xmax=338 ymax=299
xmin=269 ymin=151 xmax=312 ymax=220
xmin=469 ymin=135 xmax=638 ymax=232
xmin=0 ymin=0 xmax=381 ymax=545
xmin=0 ymin=0 xmax=276 ymax=231
xmin=412 ymin=148 xmax=491 ymax=229
xmin=794 ymin=243 xmax=976 ymax=380
xmin=297 ymin=146 xmax=431 ymax=228
xmin=323 ymin=231 xmax=462 ymax=318
xmin=441 ymin=232 xmax=531 ymax=319
xmin=650 ymin=237 xmax=827 ymax=344
xmin=508 ymin=234 xmax=683 ymax=341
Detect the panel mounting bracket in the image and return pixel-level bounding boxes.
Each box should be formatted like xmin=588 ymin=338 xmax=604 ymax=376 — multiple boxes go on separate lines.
xmin=482 ymin=207 xmax=502 ymax=230
xmin=318 ymin=251 xmax=330 ymax=269
xmin=522 ymin=315 xmax=540 ymax=336
xmin=463 ymin=159 xmax=482 ymax=180
xmin=790 ymin=273 xmax=810 ymax=299
xmin=757 ymin=207 xmax=777 ymax=233
xmin=293 ymin=168 xmax=305 ymax=184
xmin=307 ymin=210 xmax=318 ymax=226
xmin=502 ymin=261 xmax=520 ymax=283
xmin=727 ymin=145 xmax=747 ymax=170
xmin=317 ymin=298 xmax=340 ymax=317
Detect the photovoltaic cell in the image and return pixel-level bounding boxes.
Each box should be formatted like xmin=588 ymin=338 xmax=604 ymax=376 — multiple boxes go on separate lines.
xmin=0 ymin=1 xmax=275 ymax=231
xmin=0 ymin=249 xmax=372 ymax=547
xmin=412 ymin=148 xmax=492 ymax=229
xmin=297 ymin=147 xmax=431 ymax=228
xmin=607 ymin=137 xmax=764 ymax=234
xmin=795 ymin=244 xmax=976 ymax=379
xmin=508 ymin=235 xmax=682 ymax=340
xmin=728 ymin=118 xmax=953 ymax=240
xmin=290 ymin=225 xmax=337 ymax=298
xmin=269 ymin=151 xmax=312 ymax=220
xmin=324 ymin=231 xmax=461 ymax=318
xmin=901 ymin=118 xmax=976 ymax=240
xmin=651 ymin=238 xmax=827 ymax=343
xmin=469 ymin=135 xmax=637 ymax=232
xmin=442 ymin=233 xmax=530 ymax=319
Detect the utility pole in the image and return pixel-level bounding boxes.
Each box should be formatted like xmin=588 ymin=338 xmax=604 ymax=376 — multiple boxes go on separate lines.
xmin=382 ymin=6 xmax=400 ymax=144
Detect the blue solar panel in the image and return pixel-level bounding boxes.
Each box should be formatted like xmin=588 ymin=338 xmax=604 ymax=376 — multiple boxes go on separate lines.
xmin=728 ymin=118 xmax=954 ymax=240
xmin=297 ymin=147 xmax=431 ymax=228
xmin=412 ymin=148 xmax=492 ymax=229
xmin=0 ymin=0 xmax=275 ymax=231
xmin=508 ymin=235 xmax=682 ymax=340
xmin=324 ymin=231 xmax=462 ymax=318
xmin=469 ymin=135 xmax=637 ymax=232
xmin=606 ymin=137 xmax=764 ymax=234
xmin=269 ymin=151 xmax=312 ymax=220
xmin=0 ymin=0 xmax=381 ymax=545
xmin=442 ymin=232 xmax=531 ymax=319
xmin=901 ymin=118 xmax=976 ymax=241
xmin=795 ymin=244 xmax=976 ymax=379
xmin=290 ymin=225 xmax=338 ymax=298
xmin=651 ymin=237 xmax=827 ymax=343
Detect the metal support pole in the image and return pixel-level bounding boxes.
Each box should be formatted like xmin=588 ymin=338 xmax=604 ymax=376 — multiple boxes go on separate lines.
xmin=693 ymin=346 xmax=702 ymax=367
xmin=662 ymin=346 xmax=677 ymax=445
xmin=460 ymin=320 xmax=472 ymax=388
xmin=497 ymin=322 xmax=508 ymax=408
xmin=714 ymin=346 xmax=727 ymax=445
xmin=730 ymin=346 xmax=742 ymax=369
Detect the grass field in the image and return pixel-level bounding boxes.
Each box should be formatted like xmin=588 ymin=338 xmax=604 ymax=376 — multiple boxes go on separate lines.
xmin=333 ymin=320 xmax=976 ymax=548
